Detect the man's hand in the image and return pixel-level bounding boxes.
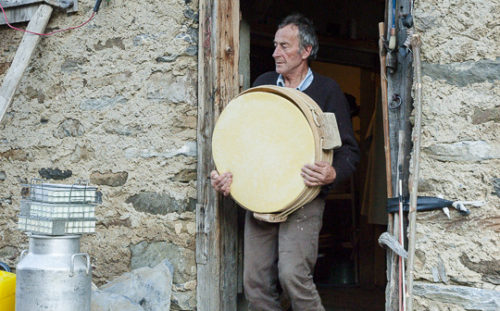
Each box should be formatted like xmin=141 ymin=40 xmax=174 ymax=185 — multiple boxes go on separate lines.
xmin=301 ymin=161 xmax=336 ymax=187
xmin=210 ymin=170 xmax=233 ymax=196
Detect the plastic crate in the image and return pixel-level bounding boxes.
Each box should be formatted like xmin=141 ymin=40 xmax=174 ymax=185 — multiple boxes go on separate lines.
xmin=22 ymin=182 xmax=101 ymax=204
xmin=20 ymin=200 xmax=96 ymax=219
xmin=0 ymin=271 xmax=15 ymax=311
xmin=18 ymin=215 xmax=97 ymax=235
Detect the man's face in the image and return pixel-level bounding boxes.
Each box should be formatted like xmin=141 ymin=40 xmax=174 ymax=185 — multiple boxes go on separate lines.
xmin=272 ymin=24 xmax=310 ymax=75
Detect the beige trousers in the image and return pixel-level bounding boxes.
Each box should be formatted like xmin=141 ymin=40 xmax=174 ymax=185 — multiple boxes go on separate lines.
xmin=243 ymin=198 xmax=325 ymax=311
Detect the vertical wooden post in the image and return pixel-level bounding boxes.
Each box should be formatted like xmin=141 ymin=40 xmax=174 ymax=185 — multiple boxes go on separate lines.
xmin=0 ymin=4 xmax=53 ymax=124
xmin=406 ymin=34 xmax=422 ymax=311
xmin=383 ymin=0 xmax=415 ymax=309
xmin=196 ymin=0 xmax=219 ymax=309
xmin=196 ymin=0 xmax=240 ymax=310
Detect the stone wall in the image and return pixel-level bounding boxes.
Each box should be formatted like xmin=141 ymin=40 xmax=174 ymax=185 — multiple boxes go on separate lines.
xmin=0 ymin=0 xmax=199 ymax=309
xmin=413 ymin=0 xmax=499 ymax=310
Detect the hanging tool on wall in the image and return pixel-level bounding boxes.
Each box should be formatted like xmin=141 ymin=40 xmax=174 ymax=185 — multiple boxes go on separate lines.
xmin=386 ymin=196 xmax=483 ymax=216
xmin=395 ymin=131 xmax=406 ymax=311
xmin=386 ymin=0 xmax=398 ymax=73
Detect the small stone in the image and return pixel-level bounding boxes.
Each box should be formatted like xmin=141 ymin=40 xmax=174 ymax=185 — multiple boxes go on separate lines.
xmin=0 ymin=171 xmax=6 ymax=181
xmin=472 ymin=107 xmax=500 ymax=124
xmin=156 ymin=54 xmax=178 ymax=63
xmin=53 ymin=118 xmax=85 ymax=138
xmin=0 ymin=149 xmax=28 ymax=161
xmin=80 ymin=96 xmax=127 ymax=111
xmin=492 ymin=178 xmax=500 ymax=197
xmin=39 ymin=168 xmax=72 ymax=180
xmin=90 ymin=171 xmax=128 ymax=187
xmin=172 ymin=169 xmax=196 ymax=183
xmin=94 ymin=37 xmax=125 ymax=51
xmin=61 ymin=58 xmax=84 ymax=73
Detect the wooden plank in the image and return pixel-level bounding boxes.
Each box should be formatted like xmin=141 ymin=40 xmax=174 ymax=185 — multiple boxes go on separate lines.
xmin=196 ymin=0 xmax=220 ymax=310
xmin=217 ymin=1 xmax=240 ymax=310
xmin=196 ymin=0 xmax=240 ymax=310
xmin=0 ymin=4 xmax=53 ymax=124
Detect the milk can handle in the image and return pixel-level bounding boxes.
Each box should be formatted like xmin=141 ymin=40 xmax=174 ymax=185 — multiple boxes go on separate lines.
xmin=19 ymin=249 xmax=28 ymax=261
xmin=70 ymin=253 xmax=90 ymax=277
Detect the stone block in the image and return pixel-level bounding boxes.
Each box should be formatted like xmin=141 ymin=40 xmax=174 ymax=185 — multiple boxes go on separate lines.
xmin=422 ymin=58 xmax=500 ymax=87
xmin=424 ymin=141 xmax=500 ymax=162
xmin=413 ymin=282 xmax=500 ymax=310
xmin=460 ymin=253 xmax=500 ymax=285
xmin=38 ymin=168 xmax=72 ymax=180
xmin=126 ymin=192 xmax=195 ymax=214
xmin=93 ymin=259 xmax=174 ymax=311
xmin=130 ymin=241 xmax=195 ymax=284
xmin=90 ymin=171 xmax=128 ymax=187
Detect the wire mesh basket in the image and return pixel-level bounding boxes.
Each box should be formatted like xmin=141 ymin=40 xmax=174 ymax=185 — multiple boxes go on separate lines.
xmin=22 ymin=179 xmax=101 ymax=204
xmin=20 ymin=200 xmax=96 ymax=219
xmin=17 ymin=215 xmax=96 ymax=235
xmin=18 ymin=179 xmax=101 ymax=235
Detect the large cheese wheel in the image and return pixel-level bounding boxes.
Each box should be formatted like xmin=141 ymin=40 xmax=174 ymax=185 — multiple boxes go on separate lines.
xmin=212 ymin=85 xmax=334 ymax=214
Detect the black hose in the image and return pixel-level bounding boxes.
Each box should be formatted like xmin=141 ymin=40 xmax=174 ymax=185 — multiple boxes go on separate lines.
xmin=93 ymin=0 xmax=103 ymax=12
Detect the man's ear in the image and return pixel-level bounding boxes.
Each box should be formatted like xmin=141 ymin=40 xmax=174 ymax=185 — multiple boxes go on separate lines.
xmin=301 ymin=45 xmax=312 ymax=60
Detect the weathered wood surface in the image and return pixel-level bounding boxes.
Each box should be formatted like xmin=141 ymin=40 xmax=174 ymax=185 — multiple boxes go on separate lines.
xmin=406 ymin=34 xmax=423 ymax=311
xmin=0 ymin=0 xmax=77 ymax=24
xmin=384 ymin=0 xmax=414 ymax=309
xmin=196 ymin=0 xmax=219 ymax=309
xmin=0 ymin=4 xmax=53 ymax=125
xmin=378 ymin=22 xmax=392 ymax=199
xmin=196 ymin=0 xmax=240 ymax=310
xmin=217 ymin=1 xmax=240 ymax=310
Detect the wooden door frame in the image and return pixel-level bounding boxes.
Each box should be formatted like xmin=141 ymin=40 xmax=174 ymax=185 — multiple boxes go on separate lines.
xmin=196 ymin=0 xmax=240 ymax=310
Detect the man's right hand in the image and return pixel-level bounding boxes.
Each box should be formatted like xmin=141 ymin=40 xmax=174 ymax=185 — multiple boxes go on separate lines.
xmin=210 ymin=170 xmax=233 ymax=196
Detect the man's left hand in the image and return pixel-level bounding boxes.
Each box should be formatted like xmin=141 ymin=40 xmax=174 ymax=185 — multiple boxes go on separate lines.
xmin=301 ymin=161 xmax=336 ymax=187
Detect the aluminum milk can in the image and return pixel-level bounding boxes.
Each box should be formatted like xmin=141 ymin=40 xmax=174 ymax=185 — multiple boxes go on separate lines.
xmin=16 ymin=235 xmax=91 ymax=311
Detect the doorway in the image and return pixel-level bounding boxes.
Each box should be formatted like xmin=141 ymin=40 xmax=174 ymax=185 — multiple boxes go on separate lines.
xmin=240 ymin=1 xmax=387 ymax=310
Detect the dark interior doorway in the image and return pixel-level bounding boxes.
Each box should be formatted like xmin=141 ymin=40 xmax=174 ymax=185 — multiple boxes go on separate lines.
xmin=240 ymin=1 xmax=387 ymax=310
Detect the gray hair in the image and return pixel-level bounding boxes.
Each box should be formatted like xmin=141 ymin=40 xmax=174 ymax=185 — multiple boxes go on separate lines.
xmin=278 ymin=14 xmax=319 ymax=61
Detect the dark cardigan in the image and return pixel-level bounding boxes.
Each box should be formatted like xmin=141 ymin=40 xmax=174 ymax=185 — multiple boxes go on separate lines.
xmin=253 ymin=71 xmax=360 ymax=196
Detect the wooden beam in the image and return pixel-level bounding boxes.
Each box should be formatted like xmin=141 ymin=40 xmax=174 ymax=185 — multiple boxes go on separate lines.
xmin=196 ymin=0 xmax=240 ymax=310
xmin=0 ymin=4 xmax=53 ymax=125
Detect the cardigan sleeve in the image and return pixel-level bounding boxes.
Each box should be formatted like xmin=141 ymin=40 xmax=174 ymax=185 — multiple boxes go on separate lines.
xmin=320 ymin=81 xmax=360 ymax=195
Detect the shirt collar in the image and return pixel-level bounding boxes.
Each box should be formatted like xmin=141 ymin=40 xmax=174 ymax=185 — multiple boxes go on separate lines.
xmin=277 ymin=68 xmax=314 ymax=91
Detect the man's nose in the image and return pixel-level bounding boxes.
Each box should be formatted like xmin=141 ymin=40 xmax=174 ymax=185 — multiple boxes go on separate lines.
xmin=272 ymin=46 xmax=280 ymax=58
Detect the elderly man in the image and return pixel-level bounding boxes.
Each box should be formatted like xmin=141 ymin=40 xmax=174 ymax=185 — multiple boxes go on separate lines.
xmin=211 ymin=14 xmax=360 ymax=310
